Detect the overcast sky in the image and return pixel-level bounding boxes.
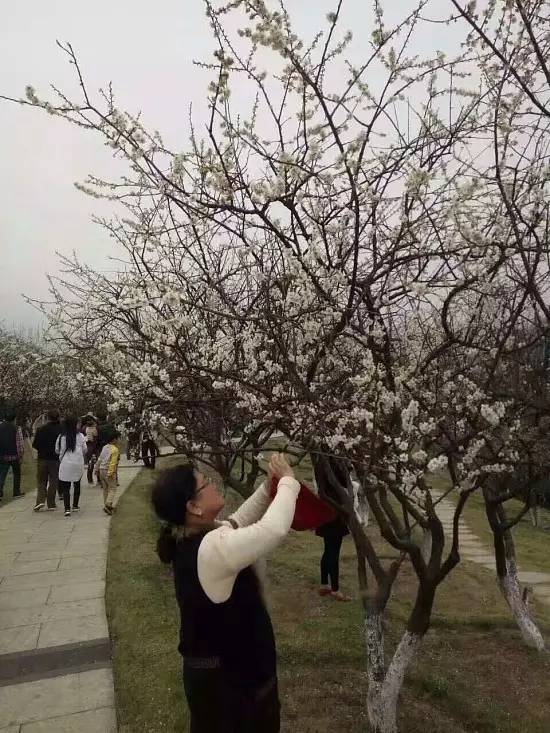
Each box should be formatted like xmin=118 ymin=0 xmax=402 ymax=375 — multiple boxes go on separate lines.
xmin=1 ymin=1 xmax=458 ymax=330
xmin=1 ymin=1 xmax=215 ymax=328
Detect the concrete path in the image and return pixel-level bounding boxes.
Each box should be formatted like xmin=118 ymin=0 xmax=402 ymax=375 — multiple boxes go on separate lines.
xmin=436 ymin=494 xmax=550 ymax=608
xmin=0 ymin=460 xmax=141 ymax=732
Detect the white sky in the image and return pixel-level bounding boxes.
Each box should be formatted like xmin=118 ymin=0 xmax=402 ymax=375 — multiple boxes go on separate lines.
xmin=1 ymin=0 xmax=460 ymax=329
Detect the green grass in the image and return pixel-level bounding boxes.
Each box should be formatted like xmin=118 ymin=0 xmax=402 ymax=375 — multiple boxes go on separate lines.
xmin=107 ymin=461 xmax=550 ymax=732
xmin=431 ymin=472 xmax=550 ymax=575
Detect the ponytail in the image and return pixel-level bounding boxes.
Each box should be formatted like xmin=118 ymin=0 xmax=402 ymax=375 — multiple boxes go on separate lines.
xmin=157 ymin=525 xmax=177 ymax=564
xmin=151 ymin=463 xmax=197 ymax=564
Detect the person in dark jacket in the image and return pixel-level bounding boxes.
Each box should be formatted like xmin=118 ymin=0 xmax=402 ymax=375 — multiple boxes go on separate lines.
xmin=152 ymin=454 xmax=299 ymax=733
xmin=32 ymin=409 xmax=62 ymax=511
xmin=0 ymin=410 xmax=25 ymax=501
xmin=141 ymin=430 xmax=160 ymax=469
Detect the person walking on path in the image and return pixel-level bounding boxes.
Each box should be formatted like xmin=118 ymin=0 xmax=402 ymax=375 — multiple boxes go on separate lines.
xmin=32 ymin=409 xmax=62 ymax=511
xmin=85 ymin=419 xmax=98 ymax=454
xmin=141 ymin=430 xmax=160 ymax=469
xmin=316 ymin=518 xmax=351 ymax=602
xmin=152 ymin=453 xmax=300 ymax=733
xmin=56 ymin=416 xmax=87 ymax=517
xmin=82 ymin=415 xmax=98 ymax=479
xmin=97 ymin=432 xmax=121 ymax=515
xmin=0 ymin=410 xmax=25 ymax=502
xmin=87 ymin=414 xmax=115 ymax=485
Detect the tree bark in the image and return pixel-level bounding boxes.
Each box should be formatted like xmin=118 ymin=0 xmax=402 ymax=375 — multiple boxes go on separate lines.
xmin=365 ymin=612 xmax=423 ymax=733
xmin=497 ymin=553 xmax=545 ymax=651
xmin=484 ymin=494 xmax=545 ymax=650
xmin=489 ymin=501 xmax=546 ymax=651
xmin=420 ymin=528 xmax=432 ymax=564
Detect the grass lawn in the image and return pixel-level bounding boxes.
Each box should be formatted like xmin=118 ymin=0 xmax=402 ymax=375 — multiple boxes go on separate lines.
xmin=107 ymin=458 xmax=550 ymax=732
xmin=431 ymin=472 xmax=550 ymax=575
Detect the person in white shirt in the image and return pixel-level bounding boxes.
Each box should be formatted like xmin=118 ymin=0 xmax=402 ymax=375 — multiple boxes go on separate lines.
xmin=56 ymin=416 xmax=87 ymax=517
xmin=151 ymin=453 xmax=300 ymax=733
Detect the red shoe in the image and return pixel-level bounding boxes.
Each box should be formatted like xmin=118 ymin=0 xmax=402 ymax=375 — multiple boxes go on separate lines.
xmin=330 ymin=591 xmax=352 ymax=602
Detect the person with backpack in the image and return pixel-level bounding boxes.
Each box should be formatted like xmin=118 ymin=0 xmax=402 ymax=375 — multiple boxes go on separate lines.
xmin=32 ymin=409 xmax=62 ymax=511
xmin=56 ymin=415 xmax=87 ymax=517
xmin=151 ymin=453 xmax=300 ymax=733
xmin=0 ymin=410 xmax=25 ymax=501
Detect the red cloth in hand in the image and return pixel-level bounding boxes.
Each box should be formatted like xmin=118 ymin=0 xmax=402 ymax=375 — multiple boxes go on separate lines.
xmin=269 ymin=476 xmax=337 ymax=531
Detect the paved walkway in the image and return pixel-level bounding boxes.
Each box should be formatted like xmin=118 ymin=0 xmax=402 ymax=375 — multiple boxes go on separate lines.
xmin=0 ymin=460 xmax=141 ymax=732
xmin=436 ymin=495 xmax=550 ymax=607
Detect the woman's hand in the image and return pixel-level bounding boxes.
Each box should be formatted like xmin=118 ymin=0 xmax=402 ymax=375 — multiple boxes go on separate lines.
xmin=269 ymin=452 xmax=295 ymax=480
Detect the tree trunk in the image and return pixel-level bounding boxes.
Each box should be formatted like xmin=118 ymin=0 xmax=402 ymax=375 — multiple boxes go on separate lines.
xmin=364 ymin=612 xmax=423 ymax=733
xmin=497 ymin=554 xmax=545 ymax=651
xmin=420 ymin=528 xmax=432 ymax=564
xmin=485 ymin=497 xmax=545 ymax=651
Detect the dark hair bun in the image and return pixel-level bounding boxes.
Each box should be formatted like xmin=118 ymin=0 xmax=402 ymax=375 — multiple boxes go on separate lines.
xmin=151 ymin=463 xmax=197 ymax=563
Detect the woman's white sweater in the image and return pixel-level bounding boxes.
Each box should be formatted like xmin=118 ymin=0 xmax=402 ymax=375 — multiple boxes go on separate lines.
xmin=197 ymin=476 xmax=300 ymax=603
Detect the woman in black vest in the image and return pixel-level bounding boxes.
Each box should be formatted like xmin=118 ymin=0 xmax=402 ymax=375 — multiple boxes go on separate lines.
xmin=152 ymin=453 xmax=300 ymax=733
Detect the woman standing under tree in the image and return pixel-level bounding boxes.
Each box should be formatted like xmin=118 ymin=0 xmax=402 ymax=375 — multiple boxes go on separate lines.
xmin=316 ymin=518 xmax=351 ymax=602
xmin=152 ymin=453 xmax=300 ymax=733
xmin=56 ymin=416 xmax=86 ymax=517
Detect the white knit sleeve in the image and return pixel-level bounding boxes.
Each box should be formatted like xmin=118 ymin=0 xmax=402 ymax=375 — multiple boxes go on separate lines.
xmin=227 ymin=480 xmax=272 ymax=528
xmin=197 ymin=476 xmax=300 ymax=603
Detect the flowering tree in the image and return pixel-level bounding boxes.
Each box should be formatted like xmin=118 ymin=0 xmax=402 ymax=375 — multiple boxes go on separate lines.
xmin=40 ymin=251 xmax=281 ymax=495
xmin=0 ymin=326 xmax=86 ymax=421
xmin=433 ymin=0 xmax=550 ymax=653
xmin=6 ymin=1 xmax=550 ymax=730
xmin=456 ymin=319 xmax=550 ymax=651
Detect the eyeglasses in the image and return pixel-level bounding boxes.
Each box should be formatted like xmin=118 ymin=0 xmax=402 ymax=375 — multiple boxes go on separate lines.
xmin=196 ymin=475 xmax=215 ymax=493
xmin=196 ymin=475 xmax=226 ymax=496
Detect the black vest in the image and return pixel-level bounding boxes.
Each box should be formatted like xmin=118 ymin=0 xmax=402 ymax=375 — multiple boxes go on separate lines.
xmin=173 ymin=533 xmax=277 ymax=689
